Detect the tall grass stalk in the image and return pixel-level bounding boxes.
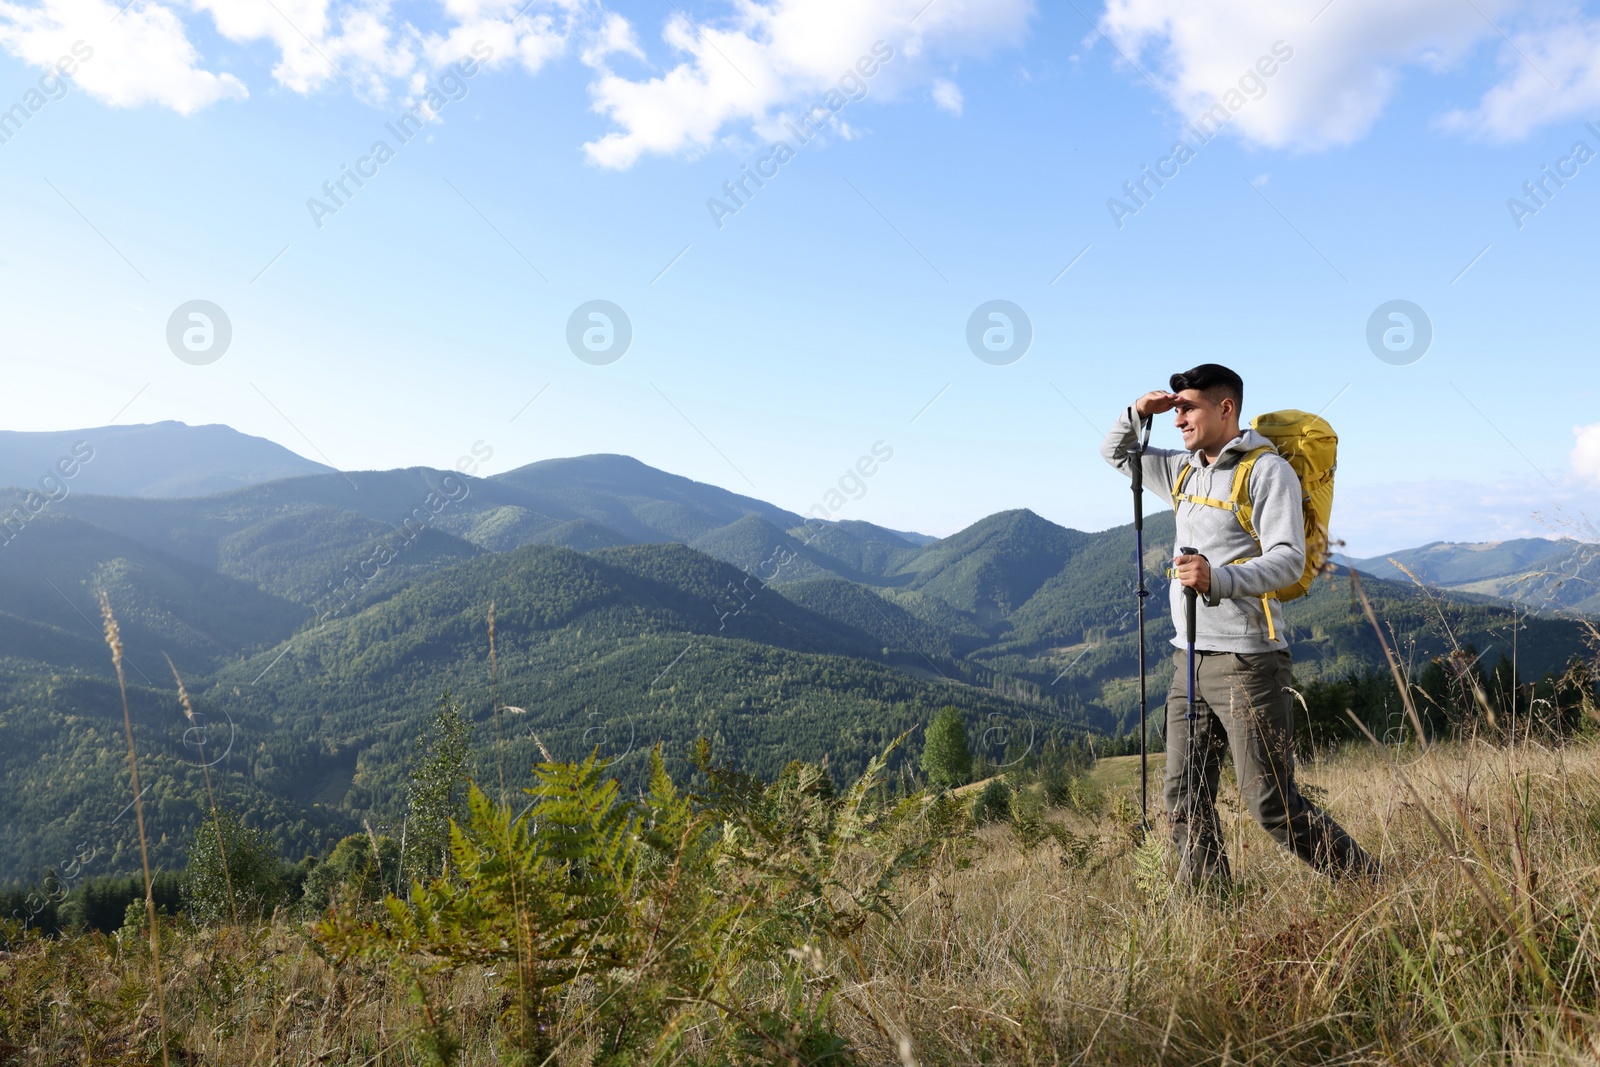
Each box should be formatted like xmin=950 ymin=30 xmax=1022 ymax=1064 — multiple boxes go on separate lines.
xmin=487 ymin=599 xmax=533 ymax=1053
xmin=488 ymin=599 xmax=506 ymax=808
xmin=99 ymin=592 xmax=169 ymax=1066
xmin=166 ymin=653 xmax=237 ymax=927
xmin=1348 ymin=569 xmax=1579 ymax=1020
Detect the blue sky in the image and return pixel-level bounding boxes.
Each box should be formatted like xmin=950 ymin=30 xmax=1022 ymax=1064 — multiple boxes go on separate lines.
xmin=2 ymin=0 xmax=1598 ymax=554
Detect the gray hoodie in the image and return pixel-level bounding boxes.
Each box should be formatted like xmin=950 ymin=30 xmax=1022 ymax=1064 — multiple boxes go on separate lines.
xmin=1101 ymin=404 xmax=1305 ymax=654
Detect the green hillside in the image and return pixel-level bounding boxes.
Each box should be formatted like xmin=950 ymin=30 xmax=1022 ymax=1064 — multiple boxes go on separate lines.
xmin=778 ymin=520 xmax=922 ymax=578
xmin=45 ymin=471 xmax=495 ymax=602
xmin=2 ymin=451 xmax=1594 ymax=887
xmin=0 ymin=515 xmax=307 ymax=675
xmin=0 ymin=539 xmax=1077 ymax=883
xmin=688 ymin=514 xmax=840 ymax=583
xmin=884 ymin=508 xmax=1093 ymax=619
xmin=490 ymin=453 xmax=802 ymax=542
xmin=778 ymin=577 xmax=979 ymax=661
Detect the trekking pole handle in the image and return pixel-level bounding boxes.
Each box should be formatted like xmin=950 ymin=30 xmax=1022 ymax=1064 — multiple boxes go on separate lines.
xmin=1179 ymin=545 xmax=1200 ymax=723
xmin=1129 ymin=412 xmax=1153 ymax=529
xmin=1178 ymin=546 xmax=1200 ymax=644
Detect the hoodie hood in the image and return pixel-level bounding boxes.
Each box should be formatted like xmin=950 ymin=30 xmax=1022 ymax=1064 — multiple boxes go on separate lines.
xmin=1189 ymin=428 xmax=1276 ymax=468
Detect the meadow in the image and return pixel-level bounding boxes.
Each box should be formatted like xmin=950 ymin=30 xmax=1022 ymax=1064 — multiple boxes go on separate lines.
xmin=4 ymin=728 xmax=1597 ymax=1065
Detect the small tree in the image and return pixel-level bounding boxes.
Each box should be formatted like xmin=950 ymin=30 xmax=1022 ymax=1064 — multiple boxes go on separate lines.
xmin=182 ymin=809 xmax=283 ymax=926
xmin=302 ymin=833 xmax=402 ymax=913
xmin=402 ymin=692 xmax=474 ymax=887
xmin=971 ymin=778 xmax=1012 ymax=825
xmin=920 ymin=706 xmax=972 ymax=791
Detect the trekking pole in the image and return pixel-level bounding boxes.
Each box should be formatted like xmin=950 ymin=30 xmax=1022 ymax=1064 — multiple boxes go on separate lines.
xmin=1128 ymin=411 xmax=1154 ymax=829
xmin=1179 ymin=547 xmax=1201 ymax=851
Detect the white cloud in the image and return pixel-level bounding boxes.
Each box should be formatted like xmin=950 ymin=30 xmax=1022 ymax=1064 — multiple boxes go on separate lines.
xmin=931 ymin=76 xmax=962 ymax=115
xmin=1440 ymin=16 xmax=1600 ymax=141
xmin=1097 ymin=0 xmax=1519 ymax=149
xmin=1572 ymin=422 xmax=1600 ymax=485
xmin=0 ymin=0 xmax=247 ymax=113
xmin=581 ymin=0 xmax=1033 ymax=169
xmin=10 ymin=0 xmax=1595 ymax=150
xmin=418 ymin=1 xmax=575 ymax=81
xmin=580 ymin=9 xmax=640 ymax=67
xmin=188 ymin=0 xmax=577 ymax=101
xmin=0 ymin=0 xmax=584 ymax=113
xmin=1099 ymin=0 xmax=1600 ymax=146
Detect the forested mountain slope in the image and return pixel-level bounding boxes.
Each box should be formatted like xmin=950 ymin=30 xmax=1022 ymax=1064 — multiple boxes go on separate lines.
xmin=2 ymin=448 xmax=1593 ymax=885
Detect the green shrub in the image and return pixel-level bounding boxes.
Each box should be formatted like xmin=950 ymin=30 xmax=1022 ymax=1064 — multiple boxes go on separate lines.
xmin=182 ymin=811 xmax=284 ymax=926
xmin=1038 ymin=762 xmax=1076 ymax=807
xmin=971 ymin=778 xmax=1011 ymax=826
xmin=1008 ymin=785 xmax=1049 ymax=849
xmin=921 ymin=706 xmax=972 ymax=791
xmin=1067 ymin=775 xmax=1106 ymax=817
xmin=401 ymin=692 xmax=473 ymax=887
xmin=300 ymin=833 xmax=401 ymax=914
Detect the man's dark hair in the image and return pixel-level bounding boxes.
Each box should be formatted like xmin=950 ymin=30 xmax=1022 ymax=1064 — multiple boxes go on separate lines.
xmin=1170 ymin=363 xmax=1243 ymax=410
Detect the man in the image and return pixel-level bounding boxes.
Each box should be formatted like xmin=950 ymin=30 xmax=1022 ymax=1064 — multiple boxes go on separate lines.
xmin=1101 ymin=363 xmax=1376 ymax=883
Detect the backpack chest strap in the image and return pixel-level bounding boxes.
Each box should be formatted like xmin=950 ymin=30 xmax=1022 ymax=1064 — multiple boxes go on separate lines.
xmin=1171 ymin=489 xmax=1238 ymax=512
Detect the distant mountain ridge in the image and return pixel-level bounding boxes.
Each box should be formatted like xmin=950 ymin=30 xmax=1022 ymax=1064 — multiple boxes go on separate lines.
xmin=0 ymin=422 xmax=333 ymax=498
xmin=1338 ymin=538 xmax=1600 ymax=615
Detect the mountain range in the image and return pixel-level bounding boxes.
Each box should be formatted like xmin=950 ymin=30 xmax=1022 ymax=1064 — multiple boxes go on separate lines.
xmin=0 ymin=421 xmax=332 ymax=499
xmin=1336 ymin=538 xmax=1600 ymax=615
xmin=1 ymin=422 xmax=1594 ymax=885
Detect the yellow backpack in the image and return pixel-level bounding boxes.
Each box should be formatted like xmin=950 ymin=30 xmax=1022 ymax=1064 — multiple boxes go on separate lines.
xmin=1171 ymin=409 xmax=1337 ymax=606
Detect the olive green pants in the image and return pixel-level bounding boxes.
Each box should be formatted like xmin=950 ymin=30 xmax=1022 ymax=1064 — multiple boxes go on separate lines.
xmin=1164 ymin=648 xmax=1376 ymax=882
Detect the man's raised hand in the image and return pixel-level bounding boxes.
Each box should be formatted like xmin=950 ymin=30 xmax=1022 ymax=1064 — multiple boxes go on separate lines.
xmin=1134 ymin=390 xmax=1181 ymax=417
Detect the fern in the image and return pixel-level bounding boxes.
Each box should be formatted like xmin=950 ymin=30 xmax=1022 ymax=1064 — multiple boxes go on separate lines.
xmin=317 ymin=733 xmax=944 ymax=1063
xmin=1131 ymin=831 xmax=1172 ymax=905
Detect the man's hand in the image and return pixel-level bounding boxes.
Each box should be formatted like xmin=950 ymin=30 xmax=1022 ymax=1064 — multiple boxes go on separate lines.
xmin=1134 ymin=390 xmax=1181 ymax=417
xmin=1174 ymin=553 xmax=1211 ymax=596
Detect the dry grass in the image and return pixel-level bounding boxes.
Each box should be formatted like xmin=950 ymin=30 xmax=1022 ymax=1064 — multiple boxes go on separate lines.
xmin=0 ymin=920 xmax=507 ymax=1064
xmin=4 ymin=739 xmax=1599 ymax=1065
xmin=843 ymin=738 xmax=1600 ymax=1065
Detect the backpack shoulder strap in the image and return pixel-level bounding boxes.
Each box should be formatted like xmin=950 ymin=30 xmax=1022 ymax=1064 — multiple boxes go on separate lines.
xmin=1173 ymin=446 xmax=1274 ymax=525
xmin=1230 ymin=445 xmax=1274 ymax=542
xmin=1173 ymin=445 xmax=1282 ymax=640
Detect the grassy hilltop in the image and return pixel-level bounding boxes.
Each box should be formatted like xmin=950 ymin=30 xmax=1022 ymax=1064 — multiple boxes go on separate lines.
xmin=3 ymin=735 xmax=1597 ymax=1064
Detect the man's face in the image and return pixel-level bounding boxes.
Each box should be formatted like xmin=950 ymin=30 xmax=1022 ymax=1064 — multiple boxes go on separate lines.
xmin=1172 ymin=389 xmax=1230 ymax=452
